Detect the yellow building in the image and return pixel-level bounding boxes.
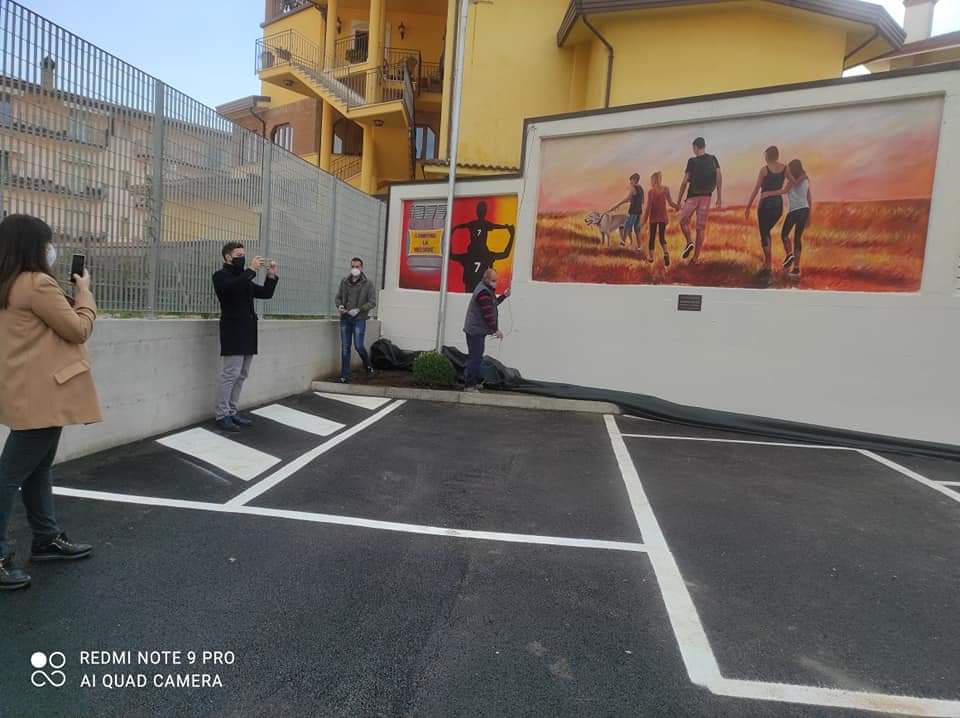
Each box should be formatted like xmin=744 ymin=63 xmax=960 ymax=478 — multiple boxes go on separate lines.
xmin=225 ymin=0 xmax=905 ymax=197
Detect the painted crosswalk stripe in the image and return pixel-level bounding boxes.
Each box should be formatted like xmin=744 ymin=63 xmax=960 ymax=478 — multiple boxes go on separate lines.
xmin=156 ymin=428 xmax=280 ymax=481
xmin=252 ymin=404 xmax=346 ymax=436
xmin=313 ymin=392 xmax=392 ymax=410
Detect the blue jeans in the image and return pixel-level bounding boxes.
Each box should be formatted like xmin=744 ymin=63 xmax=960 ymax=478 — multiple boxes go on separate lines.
xmin=0 ymin=427 xmax=63 ymax=558
xmin=464 ymin=333 xmax=486 ymax=388
xmin=340 ymin=316 xmax=370 ymax=379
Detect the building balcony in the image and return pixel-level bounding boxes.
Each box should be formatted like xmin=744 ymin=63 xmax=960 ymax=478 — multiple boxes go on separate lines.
xmin=0 ymin=114 xmax=110 ymax=148
xmin=0 ymin=172 xmax=105 ymax=200
xmin=256 ymin=30 xmax=420 ymax=128
xmin=264 ymin=0 xmax=320 ymax=26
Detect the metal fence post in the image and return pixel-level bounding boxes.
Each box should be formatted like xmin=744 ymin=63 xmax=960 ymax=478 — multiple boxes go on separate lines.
xmin=325 ymin=179 xmax=338 ymax=316
xmin=146 ymin=79 xmax=166 ymax=318
xmin=260 ymin=140 xmax=274 ymax=267
xmin=373 ymin=200 xmax=384 ymax=309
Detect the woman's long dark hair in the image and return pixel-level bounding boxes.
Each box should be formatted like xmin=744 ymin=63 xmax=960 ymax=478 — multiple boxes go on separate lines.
xmin=0 ymin=214 xmax=54 ymax=309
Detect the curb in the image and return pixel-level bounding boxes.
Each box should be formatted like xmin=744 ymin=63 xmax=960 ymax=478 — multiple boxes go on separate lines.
xmin=311 ymin=381 xmax=621 ymax=415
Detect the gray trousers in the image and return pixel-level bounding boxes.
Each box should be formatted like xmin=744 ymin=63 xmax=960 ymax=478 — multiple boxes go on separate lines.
xmin=216 ymin=355 xmax=253 ymax=420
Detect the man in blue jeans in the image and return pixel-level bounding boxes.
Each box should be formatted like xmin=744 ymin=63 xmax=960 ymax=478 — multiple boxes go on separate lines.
xmin=335 ymin=257 xmax=377 ymax=383
xmin=462 ymin=268 xmax=510 ymax=392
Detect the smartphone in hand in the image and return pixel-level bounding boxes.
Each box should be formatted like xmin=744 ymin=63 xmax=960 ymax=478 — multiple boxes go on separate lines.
xmin=70 ymin=254 xmax=85 ymax=284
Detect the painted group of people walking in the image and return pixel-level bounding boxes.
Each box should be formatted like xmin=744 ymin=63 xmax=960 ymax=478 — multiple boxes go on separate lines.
xmin=609 ymin=136 xmax=813 ymax=278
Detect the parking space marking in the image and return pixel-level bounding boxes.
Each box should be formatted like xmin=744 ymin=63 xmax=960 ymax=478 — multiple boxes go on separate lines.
xmin=251 ymin=404 xmax=346 ymax=436
xmin=858 ymin=450 xmax=960 ymax=506
xmin=52 ymin=486 xmax=649 ymax=554
xmin=606 ymin=416 xmax=960 ymax=717
xmin=155 ymin=428 xmax=281 ymax=481
xmin=623 ymin=433 xmax=960 ymax=506
xmin=605 ymin=417 xmax=722 ymax=687
xmin=227 ymin=400 xmax=407 ymax=507
xmin=621 ymin=433 xmax=847 ymax=451
xmin=314 ymin=392 xmax=393 ymax=410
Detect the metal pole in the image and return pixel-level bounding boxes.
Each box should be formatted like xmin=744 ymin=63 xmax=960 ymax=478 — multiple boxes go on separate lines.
xmin=146 ymin=79 xmax=165 ymax=318
xmin=260 ymin=141 xmax=274 ymax=268
xmin=434 ymin=0 xmax=470 ymax=352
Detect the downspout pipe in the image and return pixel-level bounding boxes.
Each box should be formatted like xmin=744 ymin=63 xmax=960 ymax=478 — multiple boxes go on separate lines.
xmin=582 ymin=14 xmax=613 ymax=108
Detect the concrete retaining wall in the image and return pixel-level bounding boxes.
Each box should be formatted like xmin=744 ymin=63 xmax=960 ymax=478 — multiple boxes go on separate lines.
xmin=0 ymin=318 xmax=380 ymax=463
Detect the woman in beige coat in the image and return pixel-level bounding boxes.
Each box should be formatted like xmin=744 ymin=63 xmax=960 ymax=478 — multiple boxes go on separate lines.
xmin=0 ymin=215 xmax=100 ymax=591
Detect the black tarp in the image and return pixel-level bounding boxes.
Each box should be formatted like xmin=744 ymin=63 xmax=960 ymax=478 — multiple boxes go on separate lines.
xmin=371 ymin=338 xmax=523 ymax=389
xmin=369 ymin=338 xmax=960 ymax=461
xmin=440 ymin=346 xmax=523 ymax=390
xmin=370 ymin=338 xmax=421 ymax=371
xmin=514 ymin=380 xmax=960 ymax=462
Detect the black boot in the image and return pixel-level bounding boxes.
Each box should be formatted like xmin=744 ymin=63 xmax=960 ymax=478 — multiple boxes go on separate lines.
xmin=0 ymin=553 xmax=31 ymax=590
xmin=31 ymin=533 xmax=93 ymax=562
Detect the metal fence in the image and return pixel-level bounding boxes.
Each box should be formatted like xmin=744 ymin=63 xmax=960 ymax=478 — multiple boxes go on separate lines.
xmin=0 ymin=0 xmax=385 ymax=317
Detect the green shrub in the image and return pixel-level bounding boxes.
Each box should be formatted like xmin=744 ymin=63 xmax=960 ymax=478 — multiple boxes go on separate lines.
xmin=412 ymin=351 xmax=456 ymax=388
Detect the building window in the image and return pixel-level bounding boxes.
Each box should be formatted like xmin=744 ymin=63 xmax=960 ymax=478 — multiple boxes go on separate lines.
xmin=240 ymin=132 xmax=261 ymax=165
xmin=0 ymin=95 xmax=12 ymax=127
xmin=271 ymin=123 xmax=292 ymax=152
xmin=415 ymin=125 xmax=437 ymax=161
xmin=0 ymin=150 xmax=11 ymax=179
xmin=68 ymin=108 xmax=90 ymax=143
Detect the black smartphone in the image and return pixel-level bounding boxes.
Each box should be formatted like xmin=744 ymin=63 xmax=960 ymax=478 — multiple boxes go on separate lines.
xmin=70 ymin=254 xmax=85 ymax=284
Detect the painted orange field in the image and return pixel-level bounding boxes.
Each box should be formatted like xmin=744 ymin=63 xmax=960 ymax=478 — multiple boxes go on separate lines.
xmin=533 ymin=200 xmax=929 ymax=292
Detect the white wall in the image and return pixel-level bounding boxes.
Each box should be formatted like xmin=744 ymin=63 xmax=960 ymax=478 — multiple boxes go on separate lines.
xmin=0 ymin=319 xmax=380 ymax=462
xmin=380 ymin=67 xmax=960 ymax=446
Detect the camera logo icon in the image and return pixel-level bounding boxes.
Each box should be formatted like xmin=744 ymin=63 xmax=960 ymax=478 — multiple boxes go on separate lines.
xmin=30 ymin=652 xmax=66 ymax=688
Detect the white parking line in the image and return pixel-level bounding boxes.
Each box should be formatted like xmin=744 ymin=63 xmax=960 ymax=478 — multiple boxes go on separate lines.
xmin=227 ymin=399 xmax=406 ymax=507
xmin=605 ymin=415 xmax=960 ymax=716
xmin=156 ymin=428 xmax=280 ymax=481
xmin=858 ymin=450 xmax=960 ymax=506
xmin=314 ymin=392 xmax=393 ymax=410
xmin=620 ymin=433 xmax=847 ymax=451
xmin=623 ymin=433 xmax=960 ymax=506
xmin=52 ymin=486 xmax=649 ymax=554
xmin=252 ymin=404 xmax=345 ymax=436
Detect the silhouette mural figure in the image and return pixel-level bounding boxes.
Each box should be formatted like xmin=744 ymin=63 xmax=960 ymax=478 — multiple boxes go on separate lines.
xmin=450 ymin=201 xmax=516 ymax=291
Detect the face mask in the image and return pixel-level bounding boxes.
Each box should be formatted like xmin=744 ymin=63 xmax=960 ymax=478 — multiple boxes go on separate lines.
xmin=350 ymin=268 xmax=361 ymax=278
xmin=486 ymin=279 xmax=497 ymax=290
xmin=46 ymin=245 xmax=57 ymax=268
xmin=231 ymin=256 xmax=245 ymax=271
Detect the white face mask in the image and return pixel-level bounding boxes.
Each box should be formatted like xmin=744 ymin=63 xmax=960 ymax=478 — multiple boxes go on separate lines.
xmin=350 ymin=268 xmax=361 ymax=278
xmin=46 ymin=244 xmax=57 ymax=268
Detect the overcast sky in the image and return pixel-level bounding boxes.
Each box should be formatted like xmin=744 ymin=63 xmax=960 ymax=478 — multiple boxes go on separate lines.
xmin=19 ymin=0 xmax=960 ymax=109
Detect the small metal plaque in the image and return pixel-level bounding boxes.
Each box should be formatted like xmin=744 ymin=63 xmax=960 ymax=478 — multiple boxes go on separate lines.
xmin=677 ymin=294 xmax=703 ymax=312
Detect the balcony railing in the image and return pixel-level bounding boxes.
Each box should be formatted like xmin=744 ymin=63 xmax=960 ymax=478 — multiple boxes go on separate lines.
xmin=331 ymin=36 xmax=368 ymax=71
xmin=330 ymin=153 xmax=361 ymax=180
xmin=256 ymin=30 xmax=322 ymax=75
xmin=265 ymin=0 xmax=314 ymax=24
xmin=340 ymin=63 xmax=414 ymax=121
xmin=0 ymin=113 xmax=110 ymax=148
xmin=383 ymin=48 xmax=421 ymax=85
xmin=255 ymin=29 xmax=415 ymax=123
xmin=419 ymin=62 xmax=443 ymax=93
xmin=0 ymin=173 xmax=105 ymax=200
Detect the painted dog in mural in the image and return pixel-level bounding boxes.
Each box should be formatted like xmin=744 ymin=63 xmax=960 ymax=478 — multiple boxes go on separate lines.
xmin=584 ymin=211 xmax=627 ymax=248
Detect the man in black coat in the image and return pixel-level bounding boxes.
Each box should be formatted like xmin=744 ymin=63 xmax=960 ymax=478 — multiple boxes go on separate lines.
xmin=212 ymin=242 xmax=278 ymax=432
